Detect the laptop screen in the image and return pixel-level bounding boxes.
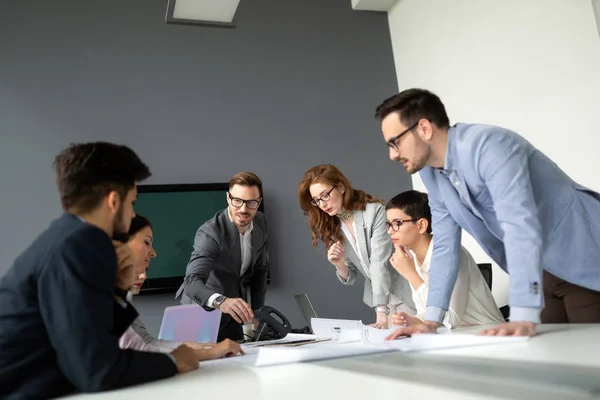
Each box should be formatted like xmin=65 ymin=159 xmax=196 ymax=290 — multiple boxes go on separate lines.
xmin=158 ymin=304 xmax=221 ymax=343
xmin=294 ymin=293 xmax=318 ymax=326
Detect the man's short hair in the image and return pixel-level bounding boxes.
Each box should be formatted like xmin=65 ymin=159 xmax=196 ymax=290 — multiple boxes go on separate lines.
xmin=53 ymin=142 xmax=151 ymax=213
xmin=375 ymin=88 xmax=450 ymax=129
xmin=385 ymin=190 xmax=432 ymax=234
xmin=229 ymin=172 xmax=263 ymax=198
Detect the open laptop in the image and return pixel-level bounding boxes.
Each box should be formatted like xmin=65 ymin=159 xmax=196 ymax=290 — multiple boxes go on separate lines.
xmin=158 ymin=304 xmax=221 ymax=343
xmin=294 ymin=293 xmax=318 ymax=326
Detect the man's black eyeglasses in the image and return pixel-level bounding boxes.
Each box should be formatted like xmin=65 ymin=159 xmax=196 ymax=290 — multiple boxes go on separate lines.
xmin=228 ymin=193 xmax=262 ymax=210
xmin=387 ymin=121 xmax=419 ymax=151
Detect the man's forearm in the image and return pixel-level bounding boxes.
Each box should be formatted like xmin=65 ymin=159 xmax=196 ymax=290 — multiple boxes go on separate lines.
xmin=182 ymin=274 xmax=213 ymax=307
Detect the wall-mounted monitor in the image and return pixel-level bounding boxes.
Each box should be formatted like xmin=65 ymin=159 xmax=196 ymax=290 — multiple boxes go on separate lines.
xmin=134 ymin=183 xmax=266 ymax=294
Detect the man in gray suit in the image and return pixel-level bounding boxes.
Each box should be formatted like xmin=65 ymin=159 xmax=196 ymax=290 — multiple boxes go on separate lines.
xmin=176 ymin=172 xmax=270 ymax=341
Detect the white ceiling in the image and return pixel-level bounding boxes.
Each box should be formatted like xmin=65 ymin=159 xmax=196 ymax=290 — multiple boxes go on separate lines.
xmin=167 ymin=0 xmax=398 ymax=25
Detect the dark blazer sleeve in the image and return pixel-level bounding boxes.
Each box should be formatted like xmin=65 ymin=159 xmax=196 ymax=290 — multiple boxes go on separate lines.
xmin=250 ymin=216 xmax=269 ymax=310
xmin=38 ymin=229 xmax=177 ymax=393
xmin=182 ymin=228 xmax=221 ymax=309
xmin=112 ymin=301 xmax=140 ymax=336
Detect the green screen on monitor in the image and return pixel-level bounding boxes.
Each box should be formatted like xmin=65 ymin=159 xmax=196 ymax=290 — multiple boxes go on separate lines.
xmin=134 ymin=183 xmax=232 ymax=293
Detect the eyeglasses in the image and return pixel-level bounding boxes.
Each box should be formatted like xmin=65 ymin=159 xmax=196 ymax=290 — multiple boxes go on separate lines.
xmin=387 ymin=121 xmax=419 ymax=151
xmin=228 ymin=193 xmax=262 ymax=210
xmin=385 ymin=219 xmax=417 ymax=232
xmin=311 ymin=186 xmax=336 ymax=207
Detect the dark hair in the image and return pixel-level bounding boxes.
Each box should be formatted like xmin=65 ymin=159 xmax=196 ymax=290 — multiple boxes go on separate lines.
xmin=53 ymin=142 xmax=151 ymax=213
xmin=385 ymin=190 xmax=432 ymax=234
xmin=298 ymin=164 xmax=383 ymax=249
xmin=229 ymin=172 xmax=263 ymax=198
xmin=129 ymin=214 xmax=152 ymax=237
xmin=374 ymin=88 xmax=450 ymax=129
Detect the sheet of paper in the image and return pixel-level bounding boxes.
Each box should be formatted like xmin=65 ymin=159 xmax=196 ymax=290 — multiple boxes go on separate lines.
xmin=241 ymin=333 xmax=318 ymax=350
xmin=200 ymin=324 xmax=529 ymax=369
xmin=361 ymin=325 xmax=399 ymax=344
xmin=383 ymin=333 xmax=529 ymax=352
xmin=253 ymin=341 xmax=396 ymax=367
xmin=310 ymin=318 xmax=363 ymax=340
xmin=337 ymin=325 xmax=394 ymax=344
xmin=200 ymin=340 xmax=395 ymax=368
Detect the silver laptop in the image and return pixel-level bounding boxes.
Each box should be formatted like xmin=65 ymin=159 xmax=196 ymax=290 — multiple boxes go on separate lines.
xmin=294 ymin=293 xmax=318 ymax=326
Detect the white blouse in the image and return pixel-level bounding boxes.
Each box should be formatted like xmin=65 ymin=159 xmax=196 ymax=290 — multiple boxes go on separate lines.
xmin=340 ymin=219 xmax=370 ymax=279
xmin=411 ymin=239 xmax=505 ymax=329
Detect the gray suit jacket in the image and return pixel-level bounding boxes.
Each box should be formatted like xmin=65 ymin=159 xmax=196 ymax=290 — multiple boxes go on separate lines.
xmin=337 ymin=202 xmax=415 ymax=310
xmin=175 ymin=209 xmax=269 ymax=311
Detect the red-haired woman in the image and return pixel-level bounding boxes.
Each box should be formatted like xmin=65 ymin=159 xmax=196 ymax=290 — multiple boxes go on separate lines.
xmin=298 ymin=164 xmax=415 ymax=328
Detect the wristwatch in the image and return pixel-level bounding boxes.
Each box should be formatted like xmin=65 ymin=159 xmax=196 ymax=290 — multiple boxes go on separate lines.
xmin=375 ymin=306 xmax=390 ymax=315
xmin=213 ymin=295 xmax=227 ymax=309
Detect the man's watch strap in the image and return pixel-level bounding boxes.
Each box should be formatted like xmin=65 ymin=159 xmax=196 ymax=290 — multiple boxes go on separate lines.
xmin=213 ymin=295 xmax=227 ymax=309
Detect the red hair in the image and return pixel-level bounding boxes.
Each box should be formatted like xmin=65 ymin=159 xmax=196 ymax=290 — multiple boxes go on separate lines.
xmin=298 ymin=164 xmax=383 ymax=250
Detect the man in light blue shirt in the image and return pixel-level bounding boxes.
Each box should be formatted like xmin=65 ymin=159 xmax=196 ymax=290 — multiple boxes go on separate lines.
xmin=375 ymin=88 xmax=600 ymax=337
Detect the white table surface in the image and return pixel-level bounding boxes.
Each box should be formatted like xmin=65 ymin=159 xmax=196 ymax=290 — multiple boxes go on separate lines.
xmin=64 ymin=324 xmax=600 ymax=400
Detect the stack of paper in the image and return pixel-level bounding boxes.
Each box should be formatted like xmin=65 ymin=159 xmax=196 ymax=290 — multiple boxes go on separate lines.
xmin=200 ymin=319 xmax=529 ymax=368
xmin=321 ymin=319 xmax=530 ymax=351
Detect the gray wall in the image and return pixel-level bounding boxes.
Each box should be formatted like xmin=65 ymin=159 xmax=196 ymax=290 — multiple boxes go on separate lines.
xmin=0 ymin=0 xmax=411 ymax=335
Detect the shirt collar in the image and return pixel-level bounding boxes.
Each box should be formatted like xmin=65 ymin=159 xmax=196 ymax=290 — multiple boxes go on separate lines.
xmin=414 ymin=238 xmax=434 ymax=273
xmin=442 ymin=124 xmax=457 ymax=174
xmin=227 ymin=207 xmax=254 ymax=236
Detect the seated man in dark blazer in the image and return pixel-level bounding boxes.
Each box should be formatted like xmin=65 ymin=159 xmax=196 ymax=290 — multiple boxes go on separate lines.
xmin=176 ymin=172 xmax=270 ymax=341
xmin=0 ymin=142 xmax=200 ymax=399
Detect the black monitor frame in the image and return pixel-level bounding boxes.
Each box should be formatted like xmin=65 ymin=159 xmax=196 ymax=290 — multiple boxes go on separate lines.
xmin=136 ymin=182 xmax=266 ymax=295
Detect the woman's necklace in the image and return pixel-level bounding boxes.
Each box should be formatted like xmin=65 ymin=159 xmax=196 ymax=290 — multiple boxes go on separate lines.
xmin=336 ymin=210 xmax=354 ymax=221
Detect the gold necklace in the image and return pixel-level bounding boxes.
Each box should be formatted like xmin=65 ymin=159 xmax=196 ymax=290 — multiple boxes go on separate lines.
xmin=336 ymin=210 xmax=354 ymax=221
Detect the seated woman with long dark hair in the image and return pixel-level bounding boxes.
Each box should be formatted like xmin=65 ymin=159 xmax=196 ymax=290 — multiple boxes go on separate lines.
xmin=120 ymin=215 xmax=243 ymax=359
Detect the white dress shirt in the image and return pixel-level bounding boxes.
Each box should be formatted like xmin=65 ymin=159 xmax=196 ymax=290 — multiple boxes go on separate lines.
xmin=411 ymin=238 xmax=505 ymax=329
xmin=206 ymin=212 xmax=253 ymax=308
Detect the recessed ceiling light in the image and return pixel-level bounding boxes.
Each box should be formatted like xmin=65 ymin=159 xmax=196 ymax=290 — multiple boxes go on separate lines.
xmin=166 ymin=0 xmax=241 ymax=28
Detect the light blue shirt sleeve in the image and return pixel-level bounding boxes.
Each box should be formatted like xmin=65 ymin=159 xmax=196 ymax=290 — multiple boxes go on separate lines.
xmin=472 ymin=130 xmax=543 ymax=324
xmin=422 ymin=175 xmax=463 ymax=324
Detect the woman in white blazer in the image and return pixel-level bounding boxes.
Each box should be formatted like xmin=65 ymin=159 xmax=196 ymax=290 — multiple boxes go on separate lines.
xmin=298 ymin=164 xmax=415 ymax=328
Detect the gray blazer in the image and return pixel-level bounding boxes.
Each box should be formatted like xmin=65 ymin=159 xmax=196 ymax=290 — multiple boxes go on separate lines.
xmin=175 ymin=209 xmax=269 ymax=311
xmin=337 ymin=202 xmax=415 ymax=310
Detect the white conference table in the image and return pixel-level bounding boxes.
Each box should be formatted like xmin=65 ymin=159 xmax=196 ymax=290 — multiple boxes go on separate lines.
xmin=66 ymin=324 xmax=600 ymax=400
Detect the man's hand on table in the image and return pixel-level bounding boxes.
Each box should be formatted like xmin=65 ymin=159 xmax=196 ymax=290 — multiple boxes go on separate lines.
xmin=385 ymin=321 xmax=439 ymax=340
xmin=481 ymin=321 xmax=536 ymax=337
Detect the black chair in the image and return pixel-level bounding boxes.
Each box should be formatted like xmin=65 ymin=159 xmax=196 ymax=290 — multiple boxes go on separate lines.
xmin=477 ymin=262 xmax=510 ymax=321
xmin=477 ymin=263 xmax=493 ymax=290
